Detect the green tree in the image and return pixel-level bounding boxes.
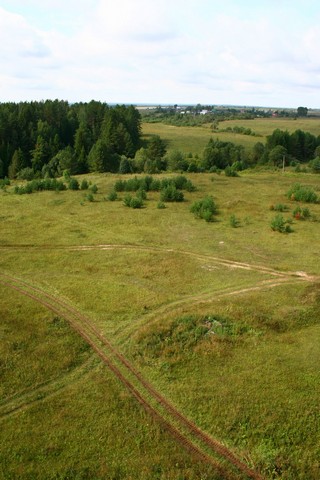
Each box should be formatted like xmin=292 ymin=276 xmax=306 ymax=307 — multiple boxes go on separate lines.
xmin=297 ymin=106 xmax=308 ymax=117
xmin=8 ymin=148 xmax=25 ymax=178
xmin=268 ymin=145 xmax=287 ymax=167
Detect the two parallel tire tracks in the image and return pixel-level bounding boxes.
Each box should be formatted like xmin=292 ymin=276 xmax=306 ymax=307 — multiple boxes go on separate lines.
xmin=0 ymin=272 xmax=263 ymax=480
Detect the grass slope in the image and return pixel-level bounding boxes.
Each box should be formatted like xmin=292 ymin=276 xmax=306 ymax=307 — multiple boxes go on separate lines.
xmin=1 ymin=169 xmax=320 ymax=479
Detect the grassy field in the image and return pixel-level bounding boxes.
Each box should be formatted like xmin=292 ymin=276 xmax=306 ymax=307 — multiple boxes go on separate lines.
xmin=1 ymin=167 xmax=320 ymax=479
xmin=142 ymin=117 xmax=320 ymax=155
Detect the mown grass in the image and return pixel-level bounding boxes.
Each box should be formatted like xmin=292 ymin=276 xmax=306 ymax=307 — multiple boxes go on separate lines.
xmin=1 ymin=167 xmax=320 ymax=478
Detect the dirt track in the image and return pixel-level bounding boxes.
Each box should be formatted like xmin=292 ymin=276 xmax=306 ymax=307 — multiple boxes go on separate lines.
xmin=2 ymin=244 xmax=317 ymax=479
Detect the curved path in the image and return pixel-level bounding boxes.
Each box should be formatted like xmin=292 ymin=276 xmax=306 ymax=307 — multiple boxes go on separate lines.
xmin=0 ymin=271 xmax=264 ymax=480
xmin=1 ymin=243 xmax=317 ymax=478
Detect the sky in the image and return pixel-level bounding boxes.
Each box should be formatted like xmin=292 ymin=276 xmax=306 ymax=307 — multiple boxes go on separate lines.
xmin=1 ymin=0 xmax=320 ymax=108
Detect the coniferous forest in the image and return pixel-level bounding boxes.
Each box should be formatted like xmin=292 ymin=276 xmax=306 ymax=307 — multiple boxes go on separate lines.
xmin=0 ymin=100 xmax=142 ymax=179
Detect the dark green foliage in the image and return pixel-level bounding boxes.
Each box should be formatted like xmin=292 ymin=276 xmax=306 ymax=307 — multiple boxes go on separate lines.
xmin=166 ymin=150 xmax=189 ymax=171
xmin=270 ymin=214 xmax=293 ymax=233
xmin=0 ymin=177 xmax=10 ymax=188
xmin=0 ymin=101 xmax=141 ymax=178
xmin=80 ymin=179 xmax=89 ymax=190
xmin=297 ymin=106 xmax=308 ymax=117
xmin=266 ymin=128 xmax=318 ymax=163
xmin=202 ymin=138 xmax=247 ymax=171
xmin=123 ymin=194 xmax=144 ymax=208
xmin=157 ymin=201 xmax=166 ymax=209
xmin=68 ymin=177 xmax=79 ymax=190
xmin=310 ymin=157 xmax=320 ymax=173
xmin=119 ymin=156 xmax=133 ymax=174
xmin=90 ymin=184 xmax=98 ymax=194
xmin=225 ymin=166 xmax=239 ymax=177
xmin=14 ymin=178 xmax=66 ymax=194
xmin=190 ymin=196 xmax=217 ymax=222
xmin=112 ymin=175 xmax=195 ymax=194
xmin=160 ymin=185 xmax=184 ymax=202
xmin=107 ymin=190 xmax=118 ymax=201
xmin=286 ymin=184 xmax=318 ymax=203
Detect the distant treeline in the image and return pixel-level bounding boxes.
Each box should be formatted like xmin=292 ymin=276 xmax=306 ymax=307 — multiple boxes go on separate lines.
xmin=0 ymin=100 xmax=141 ymax=178
xmin=1 ymin=100 xmax=320 ymax=179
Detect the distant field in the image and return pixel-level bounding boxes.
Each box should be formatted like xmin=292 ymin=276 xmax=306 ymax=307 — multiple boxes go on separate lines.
xmin=142 ymin=117 xmax=320 ymax=155
xmin=1 ymin=169 xmax=320 ymax=479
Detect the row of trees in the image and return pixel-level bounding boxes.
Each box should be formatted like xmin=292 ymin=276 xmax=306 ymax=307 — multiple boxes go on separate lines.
xmin=0 ymin=100 xmax=142 ymax=179
xmin=0 ymin=99 xmax=318 ymax=179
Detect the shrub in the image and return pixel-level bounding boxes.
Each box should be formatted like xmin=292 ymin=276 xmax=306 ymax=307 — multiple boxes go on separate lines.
xmin=90 ymin=184 xmax=98 ymax=194
xmin=107 ymin=190 xmax=118 ymax=201
xmin=225 ymin=166 xmax=239 ymax=177
xmin=80 ymin=179 xmax=89 ymax=190
xmin=190 ymin=196 xmax=217 ymax=222
xmin=137 ymin=188 xmax=147 ymax=201
xmin=157 ymin=201 xmax=166 ymax=209
xmin=293 ymin=206 xmax=311 ymax=220
xmin=230 ymin=214 xmax=241 ymax=228
xmin=123 ymin=194 xmax=144 ymax=208
xmin=270 ymin=203 xmax=289 ymax=212
xmin=86 ymin=193 xmax=94 ymax=202
xmin=286 ymin=183 xmax=318 ymax=203
xmin=16 ymin=168 xmax=35 ymax=181
xmin=0 ymin=177 xmax=10 ymax=188
xmin=160 ymin=185 xmax=184 ymax=202
xmin=68 ymin=177 xmax=79 ymax=190
xmin=129 ymin=196 xmax=144 ymax=209
xmin=270 ymin=214 xmax=293 ymax=233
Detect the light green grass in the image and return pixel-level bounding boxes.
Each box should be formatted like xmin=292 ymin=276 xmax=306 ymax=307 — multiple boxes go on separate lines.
xmin=142 ymin=117 xmax=320 ymax=154
xmin=1 ymin=169 xmax=320 ymax=478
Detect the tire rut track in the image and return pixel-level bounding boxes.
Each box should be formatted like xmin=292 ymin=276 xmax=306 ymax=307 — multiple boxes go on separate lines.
xmin=0 ymin=273 xmax=264 ymax=480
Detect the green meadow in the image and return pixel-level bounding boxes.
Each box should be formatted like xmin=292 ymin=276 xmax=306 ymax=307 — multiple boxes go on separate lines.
xmin=142 ymin=117 xmax=320 ymax=154
xmin=1 ymin=155 xmax=320 ymax=477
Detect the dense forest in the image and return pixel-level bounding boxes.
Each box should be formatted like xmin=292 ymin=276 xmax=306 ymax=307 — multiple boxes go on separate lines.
xmin=1 ymin=100 xmax=320 ymax=179
xmin=0 ymin=100 xmax=142 ymax=179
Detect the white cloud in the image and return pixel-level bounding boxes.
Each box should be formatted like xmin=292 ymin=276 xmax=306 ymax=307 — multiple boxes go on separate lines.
xmin=1 ymin=1 xmax=320 ymax=106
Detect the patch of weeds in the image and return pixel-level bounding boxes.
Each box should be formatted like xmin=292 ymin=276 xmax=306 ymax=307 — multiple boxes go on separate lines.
xmin=230 ymin=214 xmax=241 ymax=228
xmin=270 ymin=203 xmax=289 ymax=212
xmin=292 ymin=206 xmax=311 ymax=220
xmin=286 ymin=183 xmax=318 ymax=203
xmin=270 ymin=214 xmax=293 ymax=233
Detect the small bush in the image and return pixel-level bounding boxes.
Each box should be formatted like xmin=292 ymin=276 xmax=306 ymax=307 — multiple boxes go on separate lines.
xmin=90 ymin=184 xmax=98 ymax=194
xmin=80 ymin=179 xmax=89 ymax=190
xmin=190 ymin=196 xmax=217 ymax=222
xmin=68 ymin=177 xmax=79 ymax=190
xmin=130 ymin=196 xmax=144 ymax=209
xmin=293 ymin=206 xmax=311 ymax=220
xmin=225 ymin=166 xmax=239 ymax=177
xmin=160 ymin=185 xmax=184 ymax=202
xmin=86 ymin=193 xmax=94 ymax=202
xmin=0 ymin=177 xmax=10 ymax=188
xmin=123 ymin=194 xmax=144 ymax=208
xmin=270 ymin=214 xmax=293 ymax=233
xmin=107 ymin=190 xmax=118 ymax=201
xmin=270 ymin=203 xmax=288 ymax=212
xmin=157 ymin=201 xmax=166 ymax=209
xmin=230 ymin=214 xmax=241 ymax=228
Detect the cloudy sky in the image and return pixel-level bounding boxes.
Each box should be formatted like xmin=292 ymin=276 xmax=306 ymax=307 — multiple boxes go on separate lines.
xmin=1 ymin=0 xmax=320 ymax=107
